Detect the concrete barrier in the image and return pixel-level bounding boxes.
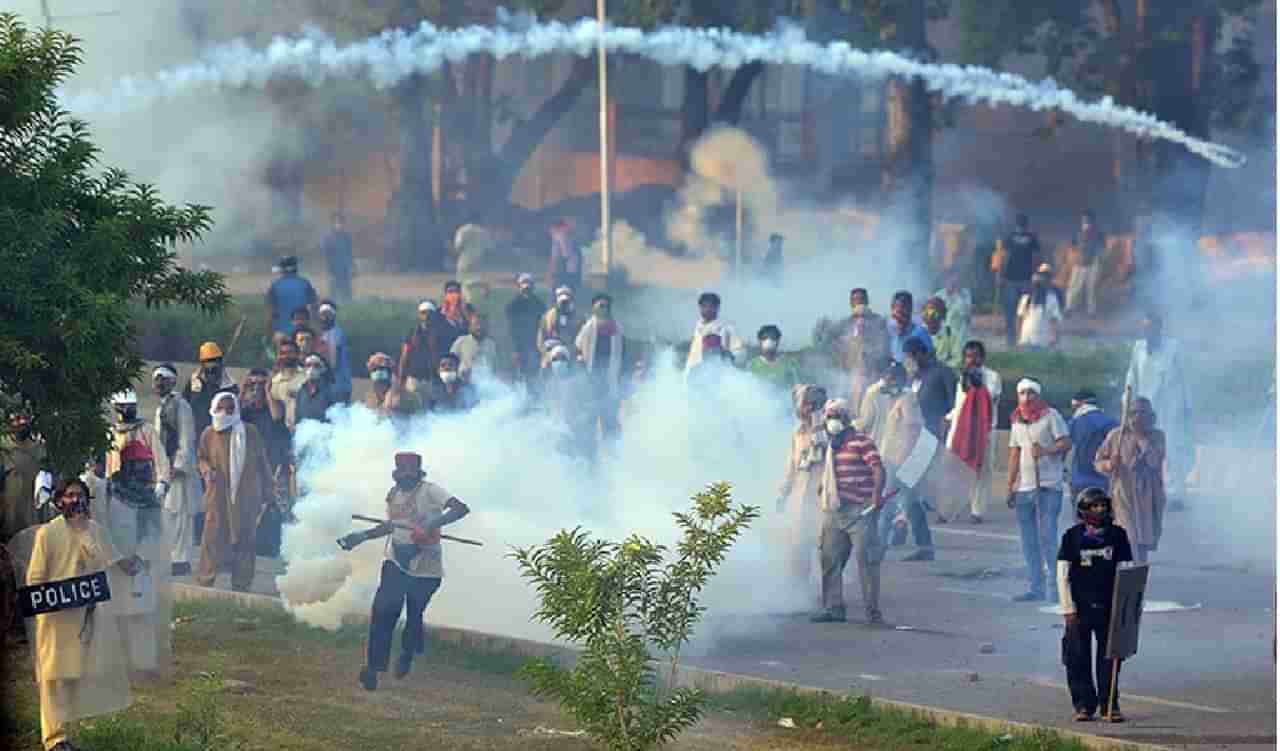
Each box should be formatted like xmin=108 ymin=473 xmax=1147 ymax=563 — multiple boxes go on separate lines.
xmin=172 ymin=583 xmax=1163 ymax=751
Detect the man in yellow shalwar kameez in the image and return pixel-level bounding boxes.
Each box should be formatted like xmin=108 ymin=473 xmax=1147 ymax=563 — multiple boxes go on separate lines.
xmin=27 ymin=478 xmax=141 ymax=751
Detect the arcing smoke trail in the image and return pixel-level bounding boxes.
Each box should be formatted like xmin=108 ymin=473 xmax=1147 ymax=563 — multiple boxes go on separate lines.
xmin=63 ymin=18 xmax=1245 ymax=169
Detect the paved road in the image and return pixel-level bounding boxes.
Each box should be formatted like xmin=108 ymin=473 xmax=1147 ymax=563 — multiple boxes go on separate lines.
xmin=181 ymin=486 xmax=1276 ymax=751
xmin=142 ymin=363 xmax=1275 ymax=750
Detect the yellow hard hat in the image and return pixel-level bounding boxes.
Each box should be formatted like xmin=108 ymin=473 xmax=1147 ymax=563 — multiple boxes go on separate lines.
xmin=198 ymin=341 xmax=224 ymax=361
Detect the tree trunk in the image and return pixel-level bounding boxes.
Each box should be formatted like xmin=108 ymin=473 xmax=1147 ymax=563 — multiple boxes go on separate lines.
xmin=458 ymin=56 xmax=595 ymax=226
xmin=880 ymin=0 xmax=933 ymax=260
xmin=713 ymin=61 xmax=765 ymax=125
xmin=388 ymin=74 xmax=442 ymax=272
xmin=681 ymin=66 xmax=710 ymax=158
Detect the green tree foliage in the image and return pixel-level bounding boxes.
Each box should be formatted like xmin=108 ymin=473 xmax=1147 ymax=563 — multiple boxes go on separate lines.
xmin=511 ymin=483 xmax=760 ymax=751
xmin=0 ymin=15 xmax=228 ymax=474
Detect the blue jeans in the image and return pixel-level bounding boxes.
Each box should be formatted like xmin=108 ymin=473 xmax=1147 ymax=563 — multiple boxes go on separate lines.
xmin=876 ymin=491 xmax=933 ymax=550
xmin=1015 ymin=487 xmax=1061 ymax=596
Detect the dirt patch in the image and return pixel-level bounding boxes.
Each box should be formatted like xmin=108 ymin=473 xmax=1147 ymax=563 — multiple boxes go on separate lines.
xmin=2 ymin=607 xmax=854 ymax=751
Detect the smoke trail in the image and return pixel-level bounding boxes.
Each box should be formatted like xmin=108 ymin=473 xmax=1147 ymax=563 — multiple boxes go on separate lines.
xmin=61 ymin=18 xmax=1245 ymax=169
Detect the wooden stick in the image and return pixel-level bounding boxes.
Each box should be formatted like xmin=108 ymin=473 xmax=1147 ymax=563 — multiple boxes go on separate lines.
xmin=350 ymin=514 xmax=484 ymax=546
xmin=223 ymin=316 xmax=248 ymax=361
xmin=1105 ymin=656 xmax=1120 ymax=720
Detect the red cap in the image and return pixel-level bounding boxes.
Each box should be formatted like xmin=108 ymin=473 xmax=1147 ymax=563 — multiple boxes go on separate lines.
xmin=393 ymin=452 xmax=423 ymax=475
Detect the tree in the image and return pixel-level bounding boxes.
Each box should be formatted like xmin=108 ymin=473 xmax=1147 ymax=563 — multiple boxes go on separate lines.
xmin=511 ymin=483 xmax=759 ymax=751
xmin=952 ymin=0 xmax=1267 ymax=234
xmin=0 ymin=15 xmax=228 ymax=474
xmin=615 ymin=0 xmax=807 ymax=159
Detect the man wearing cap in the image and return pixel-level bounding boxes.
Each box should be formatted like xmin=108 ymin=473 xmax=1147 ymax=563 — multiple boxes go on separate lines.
xmin=321 ymin=211 xmax=354 ymax=304
xmin=1016 ymin=264 xmax=1063 ymax=350
xmin=814 ymin=398 xmax=886 ymax=624
xmin=265 ymin=255 xmax=318 ymax=340
xmin=338 ymin=452 xmax=470 ymax=690
xmin=153 ymin=364 xmax=201 ymax=576
xmin=1006 ymin=377 xmax=1071 ymax=601
xmin=506 ymin=273 xmax=546 ymax=385
xmin=685 ymin=292 xmax=745 ymax=375
xmin=1067 ymin=390 xmax=1119 ymax=503
xmin=317 ymin=300 xmax=352 ymax=403
xmin=183 ymin=342 xmax=238 ymax=440
xmin=537 ymin=286 xmax=584 ymax=359
xmin=401 ymin=300 xmax=445 ymax=394
xmin=195 ymin=392 xmax=272 ymax=592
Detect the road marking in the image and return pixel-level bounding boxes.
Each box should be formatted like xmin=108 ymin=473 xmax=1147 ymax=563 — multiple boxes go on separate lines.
xmin=936 ymin=587 xmax=1013 ymax=600
xmin=933 ymin=527 xmax=1020 ymax=542
xmin=1027 ymin=678 xmax=1231 ymax=714
xmin=1038 ymin=601 xmax=1203 ymax=615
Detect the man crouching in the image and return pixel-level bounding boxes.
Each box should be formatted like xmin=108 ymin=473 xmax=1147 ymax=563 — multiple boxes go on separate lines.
xmin=337 ymin=452 xmax=469 ymax=690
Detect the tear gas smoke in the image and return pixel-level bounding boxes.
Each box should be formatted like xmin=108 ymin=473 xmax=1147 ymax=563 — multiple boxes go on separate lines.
xmin=277 ymin=354 xmax=812 ymax=643
xmin=61 ymin=17 xmax=1245 ymax=168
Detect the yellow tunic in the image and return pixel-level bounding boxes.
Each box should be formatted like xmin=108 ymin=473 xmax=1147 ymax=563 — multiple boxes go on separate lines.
xmin=27 ymin=516 xmax=132 ymax=749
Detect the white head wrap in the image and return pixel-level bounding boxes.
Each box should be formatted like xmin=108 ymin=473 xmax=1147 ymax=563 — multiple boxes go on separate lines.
xmin=555 ymin=286 xmax=572 ymax=302
xmin=152 ymin=366 xmax=177 ymax=380
xmin=1016 ymin=378 xmax=1042 ymax=395
xmin=823 ymin=397 xmax=850 ymax=416
xmin=516 ymin=272 xmax=534 ymax=286
xmin=418 ymin=300 xmax=437 ymax=313
xmin=209 ymin=392 xmax=246 ymax=506
xmin=548 ymin=345 xmax=571 ymax=362
xmin=318 ymin=302 xmax=336 ymax=315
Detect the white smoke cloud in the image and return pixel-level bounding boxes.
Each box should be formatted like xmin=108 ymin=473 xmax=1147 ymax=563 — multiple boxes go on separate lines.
xmin=60 ymin=17 xmax=1246 ymax=168
xmin=277 ymin=353 xmax=810 ymax=644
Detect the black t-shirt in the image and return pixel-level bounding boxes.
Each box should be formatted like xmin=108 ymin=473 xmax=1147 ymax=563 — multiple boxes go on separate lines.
xmin=1057 ymin=524 xmax=1134 ymax=621
xmin=1004 ymin=230 xmax=1040 ymax=283
xmin=914 ymin=363 xmax=957 ymax=438
xmin=402 ymin=323 xmax=439 ymax=380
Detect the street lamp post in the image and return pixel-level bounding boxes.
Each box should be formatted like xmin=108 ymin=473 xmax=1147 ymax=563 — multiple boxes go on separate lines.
xmin=597 ymin=0 xmax=611 ymax=284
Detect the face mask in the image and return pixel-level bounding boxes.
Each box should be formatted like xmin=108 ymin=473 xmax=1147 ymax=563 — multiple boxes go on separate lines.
xmin=761 ymin=339 xmax=778 ymax=353
xmin=212 ymin=412 xmax=238 ymax=432
xmin=551 ymin=360 xmax=568 ymax=374
xmin=825 ymin=418 xmax=845 ymax=435
xmin=372 ymin=369 xmax=392 ymax=383
xmin=1082 ymin=508 xmax=1109 ymax=527
xmin=440 ymin=371 xmax=459 ymax=385
xmin=305 ymin=367 xmax=324 ymax=382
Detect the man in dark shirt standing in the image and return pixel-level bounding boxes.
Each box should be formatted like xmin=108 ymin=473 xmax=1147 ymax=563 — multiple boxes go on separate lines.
xmin=322 ymin=211 xmax=354 ymax=304
xmin=1000 ymin=213 xmax=1040 ymax=347
xmin=505 ymin=273 xmax=546 ymax=386
xmin=1057 ymin=487 xmax=1134 ymax=722
xmin=902 ymin=336 xmax=956 ymax=556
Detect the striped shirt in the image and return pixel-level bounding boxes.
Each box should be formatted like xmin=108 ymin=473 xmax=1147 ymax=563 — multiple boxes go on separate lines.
xmin=831 ymin=430 xmax=882 ymax=507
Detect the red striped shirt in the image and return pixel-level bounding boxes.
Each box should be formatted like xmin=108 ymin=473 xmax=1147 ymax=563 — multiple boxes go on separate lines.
xmin=832 ymin=431 xmax=882 ymax=507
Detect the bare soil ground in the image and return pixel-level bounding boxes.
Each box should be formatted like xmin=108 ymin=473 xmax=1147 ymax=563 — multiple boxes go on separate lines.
xmin=0 ymin=605 xmax=861 ymax=751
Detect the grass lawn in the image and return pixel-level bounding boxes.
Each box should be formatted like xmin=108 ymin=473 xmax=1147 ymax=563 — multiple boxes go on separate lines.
xmin=1 ymin=601 xmax=1097 ymax=751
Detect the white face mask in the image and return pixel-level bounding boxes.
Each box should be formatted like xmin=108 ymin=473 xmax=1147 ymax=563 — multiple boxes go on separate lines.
xmin=761 ymin=339 xmax=778 ymax=353
xmin=212 ymin=412 xmax=239 ymax=432
xmin=551 ymin=360 xmax=568 ymax=374
xmin=371 ymin=369 xmax=392 ymax=383
xmin=825 ymin=418 xmax=845 ymax=435
xmin=439 ymin=371 xmax=459 ymax=385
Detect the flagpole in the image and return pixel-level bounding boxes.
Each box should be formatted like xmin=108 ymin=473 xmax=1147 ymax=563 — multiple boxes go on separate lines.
xmin=597 ymin=0 xmax=612 ymax=283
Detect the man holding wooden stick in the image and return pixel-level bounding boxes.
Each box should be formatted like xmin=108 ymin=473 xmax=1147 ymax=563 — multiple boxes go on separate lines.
xmin=336 ymin=452 xmax=470 ymax=691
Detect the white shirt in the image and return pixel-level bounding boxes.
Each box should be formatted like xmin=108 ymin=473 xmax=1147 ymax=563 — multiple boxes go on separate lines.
xmin=685 ymin=318 xmax=746 ymax=372
xmin=1016 ymin=291 xmax=1062 ymax=347
xmin=1007 ymin=408 xmax=1069 ymax=492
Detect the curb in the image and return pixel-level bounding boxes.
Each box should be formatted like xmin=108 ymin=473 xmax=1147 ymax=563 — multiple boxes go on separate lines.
xmin=172 ymin=583 xmax=1164 ymax=751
